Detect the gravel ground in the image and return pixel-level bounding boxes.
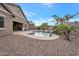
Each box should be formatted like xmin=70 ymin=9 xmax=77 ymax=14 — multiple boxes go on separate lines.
xmin=0 ymin=32 xmax=79 ymax=56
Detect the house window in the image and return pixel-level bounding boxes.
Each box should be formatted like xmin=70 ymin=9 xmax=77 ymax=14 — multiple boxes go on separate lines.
xmin=0 ymin=16 xmax=4 ymax=28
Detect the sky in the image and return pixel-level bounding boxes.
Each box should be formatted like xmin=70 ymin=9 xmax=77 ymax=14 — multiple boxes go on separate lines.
xmin=18 ymin=3 xmax=79 ymax=26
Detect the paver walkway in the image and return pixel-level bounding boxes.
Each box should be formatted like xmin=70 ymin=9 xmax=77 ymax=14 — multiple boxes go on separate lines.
xmin=0 ymin=31 xmax=79 ymax=56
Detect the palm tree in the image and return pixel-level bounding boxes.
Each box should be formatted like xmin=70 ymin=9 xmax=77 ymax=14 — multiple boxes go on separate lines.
xmin=53 ymin=15 xmax=65 ymax=25
xmin=59 ymin=18 xmax=64 ymax=24
xmin=52 ymin=15 xmax=60 ymax=25
xmin=63 ymin=13 xmax=79 ymax=23
xmin=71 ymin=13 xmax=79 ymax=17
xmin=63 ymin=14 xmax=71 ymax=23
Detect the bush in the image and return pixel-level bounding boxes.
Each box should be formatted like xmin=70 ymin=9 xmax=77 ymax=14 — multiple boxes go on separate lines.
xmin=53 ymin=24 xmax=76 ymax=41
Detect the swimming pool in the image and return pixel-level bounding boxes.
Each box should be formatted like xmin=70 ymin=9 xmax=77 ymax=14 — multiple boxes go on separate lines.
xmin=13 ymin=31 xmax=59 ymax=40
xmin=30 ymin=31 xmax=52 ymax=37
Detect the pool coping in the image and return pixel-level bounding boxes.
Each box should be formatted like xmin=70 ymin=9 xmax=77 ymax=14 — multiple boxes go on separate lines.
xmin=13 ymin=31 xmax=60 ymax=40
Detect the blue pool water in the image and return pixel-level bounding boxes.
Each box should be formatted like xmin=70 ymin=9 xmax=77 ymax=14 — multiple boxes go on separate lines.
xmin=33 ymin=31 xmax=51 ymax=37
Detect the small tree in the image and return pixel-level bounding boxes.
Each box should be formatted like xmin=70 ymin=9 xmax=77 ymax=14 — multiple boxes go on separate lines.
xmin=39 ymin=23 xmax=48 ymax=30
xmin=53 ymin=24 xmax=76 ymax=41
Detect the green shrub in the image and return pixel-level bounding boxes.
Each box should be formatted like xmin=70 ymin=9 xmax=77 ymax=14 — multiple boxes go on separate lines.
xmin=53 ymin=24 xmax=76 ymax=41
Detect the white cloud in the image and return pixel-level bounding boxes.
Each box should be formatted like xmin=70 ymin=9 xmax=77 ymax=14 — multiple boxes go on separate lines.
xmin=69 ymin=18 xmax=79 ymax=22
xmin=32 ymin=18 xmax=79 ymax=26
xmin=48 ymin=18 xmax=54 ymax=21
xmin=33 ymin=21 xmax=41 ymax=26
xmin=25 ymin=11 xmax=36 ymax=18
xmin=48 ymin=18 xmax=57 ymax=23
xmin=41 ymin=3 xmax=52 ymax=8
xmin=29 ymin=12 xmax=36 ymax=16
xmin=33 ymin=18 xmax=55 ymax=26
xmin=33 ymin=20 xmax=47 ymax=26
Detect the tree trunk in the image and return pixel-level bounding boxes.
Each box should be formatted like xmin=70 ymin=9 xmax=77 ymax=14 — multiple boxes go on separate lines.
xmin=64 ymin=32 xmax=68 ymax=40
xmin=57 ymin=21 xmax=58 ymax=25
xmin=64 ymin=32 xmax=70 ymax=41
xmin=67 ymin=19 xmax=69 ymax=23
xmin=67 ymin=31 xmax=71 ymax=41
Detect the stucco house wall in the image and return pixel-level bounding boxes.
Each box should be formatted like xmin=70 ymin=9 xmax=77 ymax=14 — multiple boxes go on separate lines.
xmin=4 ymin=3 xmax=29 ymax=29
xmin=0 ymin=3 xmax=29 ymax=36
xmin=0 ymin=9 xmax=13 ymax=36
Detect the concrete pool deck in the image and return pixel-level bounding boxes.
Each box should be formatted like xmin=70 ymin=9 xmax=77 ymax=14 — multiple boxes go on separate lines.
xmin=13 ymin=31 xmax=60 ymax=40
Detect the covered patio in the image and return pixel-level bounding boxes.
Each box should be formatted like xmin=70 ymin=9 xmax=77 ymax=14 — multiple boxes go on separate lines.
xmin=13 ymin=21 xmax=23 ymax=31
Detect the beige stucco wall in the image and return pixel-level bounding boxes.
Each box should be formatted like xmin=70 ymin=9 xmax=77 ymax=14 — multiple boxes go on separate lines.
xmin=0 ymin=4 xmax=29 ymax=36
xmin=5 ymin=4 xmax=29 ymax=29
xmin=0 ymin=10 xmax=13 ymax=36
